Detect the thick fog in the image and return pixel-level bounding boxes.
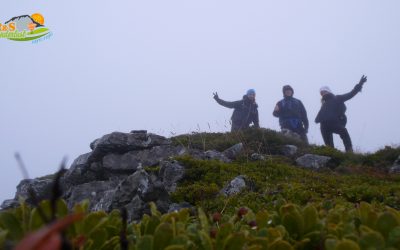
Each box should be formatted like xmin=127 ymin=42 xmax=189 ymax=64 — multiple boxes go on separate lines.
xmin=1 ymin=0 xmax=399 ymax=202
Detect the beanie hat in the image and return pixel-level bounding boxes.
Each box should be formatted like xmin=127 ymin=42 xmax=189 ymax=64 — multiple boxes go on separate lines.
xmin=320 ymin=86 xmax=332 ymax=94
xmin=282 ymin=85 xmax=294 ymax=95
xmin=246 ymin=89 xmax=256 ymax=95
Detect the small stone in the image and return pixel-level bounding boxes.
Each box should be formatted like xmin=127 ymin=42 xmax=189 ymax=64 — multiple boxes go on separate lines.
xmin=295 ymin=154 xmax=331 ymax=170
xmin=389 ymin=156 xmax=400 ymax=174
xmin=221 ymin=175 xmax=247 ymax=196
xmin=282 ymin=145 xmax=298 ymax=156
xmin=223 ymin=143 xmax=244 ymax=160
xmin=251 ymin=153 xmax=265 ymax=161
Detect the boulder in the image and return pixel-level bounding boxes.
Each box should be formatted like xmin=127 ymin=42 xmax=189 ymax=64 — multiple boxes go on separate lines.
xmin=61 ymin=153 xmax=106 ymax=193
xmin=88 ymin=132 xmax=171 ymax=163
xmin=66 ymin=180 xmax=119 ymax=210
xmin=93 ymin=190 xmax=116 ymax=212
xmin=296 ymin=154 xmax=332 ymax=170
xmin=223 ymin=143 xmax=244 ymax=160
xmin=102 ymin=145 xmax=185 ymax=173
xmin=221 ymin=175 xmax=247 ymax=196
xmin=125 ymin=195 xmax=146 ymax=221
xmin=141 ymin=180 xmax=169 ymax=203
xmin=282 ymin=145 xmax=298 ymax=156
xmin=111 ymin=170 xmax=150 ymax=208
xmin=14 ymin=178 xmax=54 ymax=203
xmin=159 ymin=161 xmax=185 ymax=193
xmin=389 ymin=156 xmax=400 ymax=174
xmin=63 ymin=152 xmax=92 ymax=177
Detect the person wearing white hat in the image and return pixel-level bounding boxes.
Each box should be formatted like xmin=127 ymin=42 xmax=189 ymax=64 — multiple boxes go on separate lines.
xmin=315 ymin=75 xmax=367 ymax=152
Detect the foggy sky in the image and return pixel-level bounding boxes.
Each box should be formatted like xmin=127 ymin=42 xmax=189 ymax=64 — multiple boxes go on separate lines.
xmin=1 ymin=0 xmax=399 ymax=202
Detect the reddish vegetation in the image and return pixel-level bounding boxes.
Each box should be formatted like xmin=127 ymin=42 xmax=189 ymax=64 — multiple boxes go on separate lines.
xmin=237 ymin=207 xmax=248 ymax=218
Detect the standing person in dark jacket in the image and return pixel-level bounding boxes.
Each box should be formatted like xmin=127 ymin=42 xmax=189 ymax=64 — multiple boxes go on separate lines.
xmin=315 ymin=75 xmax=367 ymax=152
xmin=273 ymin=85 xmax=309 ymax=143
xmin=213 ymin=89 xmax=260 ymax=132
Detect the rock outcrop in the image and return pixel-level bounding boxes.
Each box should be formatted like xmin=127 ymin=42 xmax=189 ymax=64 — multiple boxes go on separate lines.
xmin=2 ymin=131 xmax=186 ymax=216
xmin=1 ymin=130 xmax=247 ymax=219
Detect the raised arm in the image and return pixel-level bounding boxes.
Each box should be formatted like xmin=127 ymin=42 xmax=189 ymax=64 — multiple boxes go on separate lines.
xmin=337 ymin=75 xmax=367 ymax=102
xmin=213 ymin=92 xmax=240 ymax=109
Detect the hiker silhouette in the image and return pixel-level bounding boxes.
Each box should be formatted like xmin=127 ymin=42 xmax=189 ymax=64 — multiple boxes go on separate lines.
xmin=213 ymin=89 xmax=260 ymax=132
xmin=315 ymin=75 xmax=367 ymax=152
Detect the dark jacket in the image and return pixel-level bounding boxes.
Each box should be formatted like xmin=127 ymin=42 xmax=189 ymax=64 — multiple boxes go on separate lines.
xmin=315 ymin=84 xmax=362 ymax=125
xmin=273 ymin=96 xmax=309 ymax=131
xmin=215 ymin=95 xmax=260 ymax=129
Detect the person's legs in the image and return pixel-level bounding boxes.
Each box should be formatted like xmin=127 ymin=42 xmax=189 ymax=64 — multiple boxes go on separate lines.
xmin=332 ymin=125 xmax=353 ymax=152
xmin=320 ymin=123 xmax=334 ymax=148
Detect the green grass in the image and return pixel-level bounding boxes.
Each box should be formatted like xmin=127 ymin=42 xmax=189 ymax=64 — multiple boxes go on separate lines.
xmin=171 ymin=156 xmax=400 ymax=214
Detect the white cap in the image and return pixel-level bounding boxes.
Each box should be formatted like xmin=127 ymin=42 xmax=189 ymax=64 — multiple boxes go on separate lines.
xmin=320 ymin=86 xmax=332 ymax=93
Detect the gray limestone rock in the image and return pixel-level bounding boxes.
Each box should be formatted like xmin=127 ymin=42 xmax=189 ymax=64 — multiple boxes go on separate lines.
xmin=221 ymin=175 xmax=247 ymax=196
xmin=223 ymin=143 xmax=244 ymax=160
xmin=295 ymin=154 xmax=332 ymax=170
xmin=159 ymin=161 xmax=185 ymax=193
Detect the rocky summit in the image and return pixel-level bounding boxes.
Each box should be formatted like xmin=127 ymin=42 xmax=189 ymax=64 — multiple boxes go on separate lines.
xmin=2 ymin=128 xmax=400 ymax=249
xmin=2 ymin=128 xmax=400 ymax=223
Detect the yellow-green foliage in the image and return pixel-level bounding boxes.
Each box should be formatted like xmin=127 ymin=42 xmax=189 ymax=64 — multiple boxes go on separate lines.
xmin=2 ymin=200 xmax=400 ymax=249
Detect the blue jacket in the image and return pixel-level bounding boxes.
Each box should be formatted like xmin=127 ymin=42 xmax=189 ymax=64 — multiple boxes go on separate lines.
xmin=273 ymin=96 xmax=309 ymax=131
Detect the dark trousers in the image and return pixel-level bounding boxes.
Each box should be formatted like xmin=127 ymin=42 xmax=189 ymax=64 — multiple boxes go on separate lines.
xmin=231 ymin=122 xmax=247 ymax=132
xmin=320 ymin=122 xmax=353 ymax=152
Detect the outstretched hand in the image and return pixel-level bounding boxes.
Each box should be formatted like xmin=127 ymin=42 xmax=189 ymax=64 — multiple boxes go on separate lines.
xmin=213 ymin=92 xmax=219 ymax=100
xmin=355 ymin=75 xmax=367 ymax=92
xmin=359 ymin=75 xmax=367 ymax=86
